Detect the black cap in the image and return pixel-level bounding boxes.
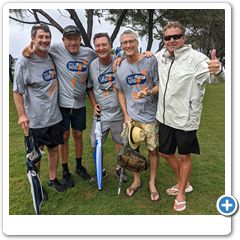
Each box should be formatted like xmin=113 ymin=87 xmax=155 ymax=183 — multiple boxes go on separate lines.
xmin=63 ymin=25 xmax=81 ymax=37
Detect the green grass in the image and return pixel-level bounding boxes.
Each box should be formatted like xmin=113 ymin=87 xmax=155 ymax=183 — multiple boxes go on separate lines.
xmin=9 ymin=82 xmax=225 ymax=215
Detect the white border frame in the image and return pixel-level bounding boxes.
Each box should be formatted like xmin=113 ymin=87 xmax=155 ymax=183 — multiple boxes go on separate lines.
xmin=3 ymin=1 xmax=231 ymax=236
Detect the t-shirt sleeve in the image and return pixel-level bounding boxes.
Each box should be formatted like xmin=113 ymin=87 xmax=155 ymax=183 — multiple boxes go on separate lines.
xmin=89 ymin=48 xmax=97 ymax=62
xmin=13 ymin=60 xmax=25 ymax=94
xmin=48 ymin=42 xmax=61 ymax=57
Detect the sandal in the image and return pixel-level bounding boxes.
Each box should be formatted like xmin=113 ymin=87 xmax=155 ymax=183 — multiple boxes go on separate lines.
xmin=173 ymin=199 xmax=187 ymax=211
xmin=166 ymin=183 xmax=193 ymax=196
xmin=126 ymin=184 xmax=141 ymax=197
xmin=150 ymin=191 xmax=160 ymax=202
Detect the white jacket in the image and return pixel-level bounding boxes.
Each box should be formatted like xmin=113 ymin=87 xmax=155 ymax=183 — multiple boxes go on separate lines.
xmin=155 ymin=45 xmax=224 ymax=131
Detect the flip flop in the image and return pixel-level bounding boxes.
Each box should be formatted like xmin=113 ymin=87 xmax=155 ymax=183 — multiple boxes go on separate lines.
xmin=126 ymin=184 xmax=141 ymax=197
xmin=166 ymin=184 xmax=193 ymax=196
xmin=173 ymin=199 xmax=187 ymax=211
xmin=150 ymin=191 xmax=160 ymax=202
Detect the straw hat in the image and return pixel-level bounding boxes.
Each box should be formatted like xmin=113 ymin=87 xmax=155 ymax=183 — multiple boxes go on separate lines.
xmin=128 ymin=122 xmax=145 ymax=149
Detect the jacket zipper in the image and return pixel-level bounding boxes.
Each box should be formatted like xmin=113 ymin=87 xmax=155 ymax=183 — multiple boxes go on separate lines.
xmin=163 ymin=57 xmax=175 ymax=123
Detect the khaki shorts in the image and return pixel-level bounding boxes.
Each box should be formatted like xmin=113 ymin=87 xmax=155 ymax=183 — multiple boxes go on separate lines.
xmin=121 ymin=120 xmax=159 ymax=151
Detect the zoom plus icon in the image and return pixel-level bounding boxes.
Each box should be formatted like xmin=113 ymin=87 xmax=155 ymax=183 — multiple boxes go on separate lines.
xmin=216 ymin=195 xmax=238 ymax=216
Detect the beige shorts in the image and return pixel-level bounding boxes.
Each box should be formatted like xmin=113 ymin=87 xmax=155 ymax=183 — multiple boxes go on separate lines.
xmin=135 ymin=121 xmax=159 ymax=151
xmin=121 ymin=120 xmax=159 ymax=151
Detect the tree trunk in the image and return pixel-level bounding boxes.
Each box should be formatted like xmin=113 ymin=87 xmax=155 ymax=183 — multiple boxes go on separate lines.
xmin=157 ymin=40 xmax=164 ymax=53
xmin=86 ymin=9 xmax=94 ymax=40
xmin=33 ymin=9 xmax=63 ymax=33
xmin=146 ymin=10 xmax=154 ymax=51
xmin=66 ymin=9 xmax=92 ymax=48
xmin=110 ymin=10 xmax=128 ymax=45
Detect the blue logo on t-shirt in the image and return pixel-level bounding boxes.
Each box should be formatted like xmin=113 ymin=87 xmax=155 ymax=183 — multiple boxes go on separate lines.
xmin=126 ymin=73 xmax=146 ymax=85
xmin=98 ymin=72 xmax=115 ymax=91
xmin=42 ymin=69 xmax=56 ymax=81
xmin=67 ymin=61 xmax=87 ymax=72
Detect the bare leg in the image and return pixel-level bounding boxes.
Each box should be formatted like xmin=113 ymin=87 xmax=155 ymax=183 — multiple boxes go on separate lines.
xmin=149 ymin=149 xmax=159 ymax=201
xmin=72 ymin=129 xmax=83 ymax=158
xmin=174 ymin=153 xmax=192 ymax=210
xmin=126 ymin=172 xmax=141 ymax=196
xmin=60 ymin=130 xmax=70 ymax=164
xmin=160 ymin=152 xmax=180 ymax=185
xmin=115 ymin=143 xmax=122 ymax=170
xmin=47 ymin=146 xmax=59 ymax=180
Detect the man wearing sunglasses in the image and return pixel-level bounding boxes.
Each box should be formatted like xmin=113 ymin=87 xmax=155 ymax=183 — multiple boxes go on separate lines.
xmin=23 ymin=25 xmax=97 ymax=187
xmin=155 ymin=21 xmax=225 ymax=211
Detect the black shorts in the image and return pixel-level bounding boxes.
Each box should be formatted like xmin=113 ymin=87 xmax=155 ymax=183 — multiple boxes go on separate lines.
xmin=30 ymin=121 xmax=64 ymax=149
xmin=60 ymin=107 xmax=86 ymax=132
xmin=159 ymin=123 xmax=200 ymax=155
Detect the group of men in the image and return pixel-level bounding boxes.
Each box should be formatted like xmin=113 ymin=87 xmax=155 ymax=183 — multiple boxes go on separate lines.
xmin=13 ymin=21 xmax=224 ymax=212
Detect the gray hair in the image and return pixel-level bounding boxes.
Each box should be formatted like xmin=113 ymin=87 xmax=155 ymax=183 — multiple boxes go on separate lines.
xmin=120 ymin=29 xmax=139 ymax=43
xmin=31 ymin=23 xmax=51 ymax=38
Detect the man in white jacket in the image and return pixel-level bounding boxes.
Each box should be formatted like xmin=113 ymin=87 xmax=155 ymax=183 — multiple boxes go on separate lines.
xmin=155 ymin=21 xmax=224 ymax=211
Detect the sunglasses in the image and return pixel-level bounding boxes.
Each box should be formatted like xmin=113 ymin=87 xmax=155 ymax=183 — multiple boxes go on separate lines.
xmin=164 ymin=34 xmax=183 ymax=41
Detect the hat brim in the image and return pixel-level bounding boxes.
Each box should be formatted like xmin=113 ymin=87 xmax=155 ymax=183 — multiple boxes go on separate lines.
xmin=128 ymin=124 xmax=140 ymax=150
xmin=63 ymin=32 xmax=80 ymax=37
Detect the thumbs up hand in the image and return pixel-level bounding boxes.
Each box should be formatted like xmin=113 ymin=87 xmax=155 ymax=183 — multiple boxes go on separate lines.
xmin=211 ymin=49 xmax=217 ymax=60
xmin=208 ymin=49 xmax=221 ymax=74
xmin=22 ymin=40 xmax=37 ymax=58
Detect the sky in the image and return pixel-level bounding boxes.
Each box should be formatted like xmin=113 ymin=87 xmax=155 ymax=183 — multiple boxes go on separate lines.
xmin=9 ymin=9 xmax=159 ymax=58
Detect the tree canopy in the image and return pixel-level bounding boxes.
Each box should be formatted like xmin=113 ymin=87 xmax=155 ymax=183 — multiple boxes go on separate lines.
xmin=9 ymin=9 xmax=225 ymax=62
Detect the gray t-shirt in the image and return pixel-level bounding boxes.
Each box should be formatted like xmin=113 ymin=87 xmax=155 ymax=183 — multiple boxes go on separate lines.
xmin=13 ymin=54 xmax=62 ymax=128
xmin=115 ymin=56 xmax=159 ymax=123
xmin=88 ymin=57 xmax=123 ymax=122
xmin=49 ymin=42 xmax=96 ymax=109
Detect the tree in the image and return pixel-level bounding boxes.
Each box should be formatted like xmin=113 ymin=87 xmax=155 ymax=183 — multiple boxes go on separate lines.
xmin=9 ymin=8 xmax=225 ymax=61
xmin=9 ymin=9 xmax=128 ymax=49
xmin=102 ymin=8 xmax=225 ymax=59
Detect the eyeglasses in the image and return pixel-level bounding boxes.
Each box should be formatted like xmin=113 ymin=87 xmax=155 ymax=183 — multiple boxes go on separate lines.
xmin=121 ymin=39 xmax=137 ymax=46
xmin=164 ymin=34 xmax=183 ymax=41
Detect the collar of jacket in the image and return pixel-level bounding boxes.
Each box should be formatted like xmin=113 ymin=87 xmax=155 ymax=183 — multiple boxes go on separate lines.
xmin=162 ymin=44 xmax=192 ymax=60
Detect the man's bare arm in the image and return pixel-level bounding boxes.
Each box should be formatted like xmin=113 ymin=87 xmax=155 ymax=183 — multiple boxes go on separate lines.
xmin=118 ymin=89 xmax=131 ymax=124
xmin=13 ymin=92 xmax=29 ymax=134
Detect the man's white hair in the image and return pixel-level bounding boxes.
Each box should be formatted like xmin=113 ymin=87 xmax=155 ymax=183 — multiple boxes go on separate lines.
xmin=120 ymin=29 xmax=139 ymax=43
